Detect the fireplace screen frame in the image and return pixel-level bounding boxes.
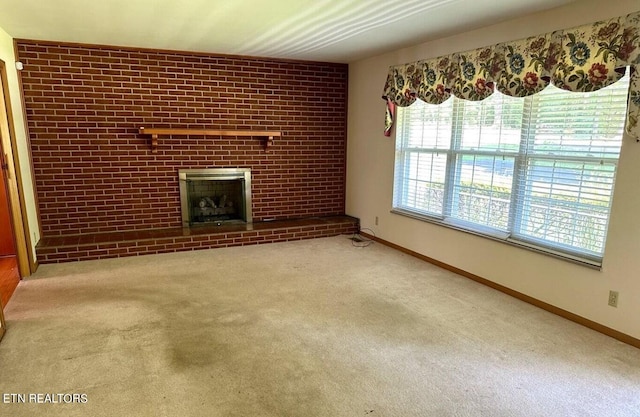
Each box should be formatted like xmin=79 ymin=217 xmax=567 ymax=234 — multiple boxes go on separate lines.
xmin=178 ymin=168 xmax=253 ymax=227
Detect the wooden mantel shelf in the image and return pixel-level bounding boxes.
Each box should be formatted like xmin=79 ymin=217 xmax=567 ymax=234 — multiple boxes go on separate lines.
xmin=138 ymin=127 xmax=281 ymax=153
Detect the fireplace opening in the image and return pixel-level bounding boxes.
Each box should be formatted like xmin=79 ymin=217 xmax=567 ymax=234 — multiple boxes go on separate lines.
xmin=179 ymin=168 xmax=252 ymax=227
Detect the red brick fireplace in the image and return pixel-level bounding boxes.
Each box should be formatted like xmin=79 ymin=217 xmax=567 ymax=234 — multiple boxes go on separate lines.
xmin=17 ymin=40 xmax=357 ymax=262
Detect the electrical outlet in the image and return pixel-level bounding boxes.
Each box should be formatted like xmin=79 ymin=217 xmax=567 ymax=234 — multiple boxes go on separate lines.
xmin=375 ymin=216 xmax=379 ymax=226
xmin=608 ymin=290 xmax=619 ymax=307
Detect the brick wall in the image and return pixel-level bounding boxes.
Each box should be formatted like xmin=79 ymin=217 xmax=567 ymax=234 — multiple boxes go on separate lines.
xmin=17 ymin=41 xmax=348 ymax=236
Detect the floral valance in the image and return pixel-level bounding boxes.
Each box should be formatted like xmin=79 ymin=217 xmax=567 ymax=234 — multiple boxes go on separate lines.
xmin=382 ymin=11 xmax=640 ymax=138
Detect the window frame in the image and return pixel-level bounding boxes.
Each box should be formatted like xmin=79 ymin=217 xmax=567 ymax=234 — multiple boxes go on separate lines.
xmin=392 ymin=77 xmax=628 ymax=268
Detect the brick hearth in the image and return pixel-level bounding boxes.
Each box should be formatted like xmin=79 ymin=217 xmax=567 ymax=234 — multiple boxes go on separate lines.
xmin=36 ymin=216 xmax=358 ymax=263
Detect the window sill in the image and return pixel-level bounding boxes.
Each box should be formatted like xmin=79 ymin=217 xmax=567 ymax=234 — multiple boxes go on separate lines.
xmin=390 ymin=208 xmax=602 ymax=270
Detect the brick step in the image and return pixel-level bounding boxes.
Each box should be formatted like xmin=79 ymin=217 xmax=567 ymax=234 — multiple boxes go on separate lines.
xmin=36 ymin=216 xmax=359 ymax=263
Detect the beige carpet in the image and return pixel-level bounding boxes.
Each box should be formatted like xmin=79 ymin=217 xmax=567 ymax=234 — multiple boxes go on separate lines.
xmin=1 ymin=235 xmax=639 ymax=416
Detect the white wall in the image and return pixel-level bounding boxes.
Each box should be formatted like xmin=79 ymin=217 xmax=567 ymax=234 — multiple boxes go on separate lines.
xmin=0 ymin=26 xmax=39 ymax=259
xmin=347 ymin=0 xmax=640 ymax=340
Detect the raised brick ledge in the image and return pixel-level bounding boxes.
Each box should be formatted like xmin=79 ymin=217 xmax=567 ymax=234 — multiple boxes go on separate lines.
xmin=36 ymin=216 xmax=359 ymax=264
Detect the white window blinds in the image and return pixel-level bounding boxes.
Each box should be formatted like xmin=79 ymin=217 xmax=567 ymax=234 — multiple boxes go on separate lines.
xmin=393 ymin=71 xmax=630 ymax=264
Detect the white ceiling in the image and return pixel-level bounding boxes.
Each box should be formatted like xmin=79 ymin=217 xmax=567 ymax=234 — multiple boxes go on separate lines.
xmin=0 ymin=0 xmax=576 ymax=63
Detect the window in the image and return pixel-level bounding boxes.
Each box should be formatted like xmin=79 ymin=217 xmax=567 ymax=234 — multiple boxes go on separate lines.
xmin=393 ymin=72 xmax=630 ymax=265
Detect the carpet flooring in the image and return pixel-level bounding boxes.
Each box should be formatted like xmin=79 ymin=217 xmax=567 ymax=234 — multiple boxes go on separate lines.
xmin=1 ymin=235 xmax=639 ymax=416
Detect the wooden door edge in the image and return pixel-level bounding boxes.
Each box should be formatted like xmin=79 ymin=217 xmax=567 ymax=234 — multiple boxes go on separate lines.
xmin=0 ymin=59 xmax=33 ymax=277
